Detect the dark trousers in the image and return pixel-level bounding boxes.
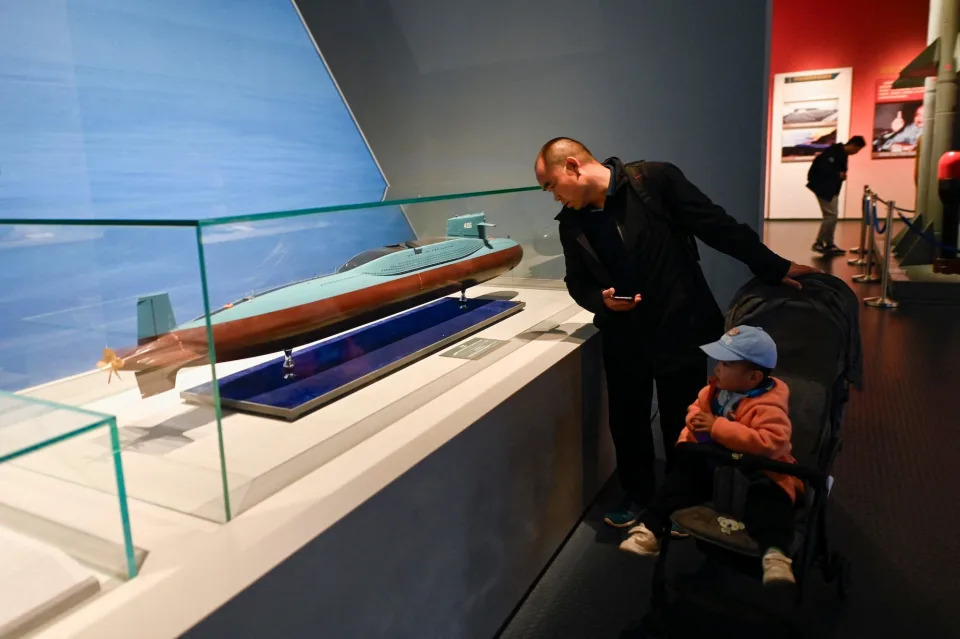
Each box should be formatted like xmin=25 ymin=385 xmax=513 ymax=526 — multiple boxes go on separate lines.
xmin=601 ymin=332 xmax=707 ymax=506
xmin=639 ymin=451 xmax=795 ymax=553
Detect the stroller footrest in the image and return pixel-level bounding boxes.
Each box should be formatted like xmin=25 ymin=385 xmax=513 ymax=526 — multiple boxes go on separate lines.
xmin=671 ymin=506 xmax=763 ymax=557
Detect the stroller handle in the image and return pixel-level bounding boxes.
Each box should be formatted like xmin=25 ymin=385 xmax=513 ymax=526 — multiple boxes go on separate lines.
xmin=676 ymin=442 xmax=829 ymax=491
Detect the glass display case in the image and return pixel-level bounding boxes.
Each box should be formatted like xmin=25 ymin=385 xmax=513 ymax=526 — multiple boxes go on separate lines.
xmin=0 ymin=220 xmax=245 ymax=524
xmin=0 ymin=391 xmax=139 ymax=637
xmin=0 ymin=185 xmax=567 ymax=528
xmin=0 ymin=3 xmax=590 ymax=632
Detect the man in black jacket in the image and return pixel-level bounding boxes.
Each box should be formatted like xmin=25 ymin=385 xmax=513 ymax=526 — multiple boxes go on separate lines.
xmin=806 ymin=136 xmax=866 ymax=255
xmin=534 ymin=137 xmax=816 ymax=528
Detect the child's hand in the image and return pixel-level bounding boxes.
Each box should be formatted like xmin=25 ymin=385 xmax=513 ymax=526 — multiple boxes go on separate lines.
xmin=690 ymin=411 xmax=716 ymax=433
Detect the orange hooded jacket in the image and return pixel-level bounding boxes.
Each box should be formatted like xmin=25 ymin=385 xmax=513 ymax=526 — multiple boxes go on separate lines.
xmin=677 ymin=377 xmax=804 ymax=503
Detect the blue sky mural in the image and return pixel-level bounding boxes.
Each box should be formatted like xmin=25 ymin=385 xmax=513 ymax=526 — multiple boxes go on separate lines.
xmin=0 ymin=0 xmax=414 ymax=390
xmin=0 ymin=0 xmax=392 ymax=220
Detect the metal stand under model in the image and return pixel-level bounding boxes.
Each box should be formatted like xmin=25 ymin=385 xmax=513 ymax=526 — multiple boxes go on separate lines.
xmin=181 ymin=296 xmax=525 ymax=421
xmin=282 ymin=349 xmax=296 ymax=380
xmin=459 ymin=288 xmax=468 ymax=310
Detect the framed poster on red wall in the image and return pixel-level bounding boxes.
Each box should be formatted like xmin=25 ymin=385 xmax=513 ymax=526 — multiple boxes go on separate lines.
xmin=768 ymin=67 xmax=852 ymax=219
xmin=872 ymin=79 xmax=924 ymax=159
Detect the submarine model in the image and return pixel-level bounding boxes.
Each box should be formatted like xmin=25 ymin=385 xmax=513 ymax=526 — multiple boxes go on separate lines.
xmin=97 ymin=212 xmax=522 ymax=397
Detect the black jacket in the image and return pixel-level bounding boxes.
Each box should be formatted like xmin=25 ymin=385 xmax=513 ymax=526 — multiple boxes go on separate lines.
xmin=556 ymin=157 xmax=791 ymax=372
xmin=806 ymin=143 xmax=847 ymax=200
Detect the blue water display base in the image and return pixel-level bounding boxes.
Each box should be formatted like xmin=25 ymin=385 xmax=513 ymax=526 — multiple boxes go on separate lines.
xmin=181 ymin=297 xmax=524 ymax=421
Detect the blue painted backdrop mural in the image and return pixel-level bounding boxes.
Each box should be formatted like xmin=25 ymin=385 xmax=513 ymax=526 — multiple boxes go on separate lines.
xmin=0 ymin=0 xmax=413 ymax=390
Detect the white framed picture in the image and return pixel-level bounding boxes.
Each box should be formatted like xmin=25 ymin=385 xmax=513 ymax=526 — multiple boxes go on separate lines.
xmin=767 ymin=68 xmax=853 ymax=219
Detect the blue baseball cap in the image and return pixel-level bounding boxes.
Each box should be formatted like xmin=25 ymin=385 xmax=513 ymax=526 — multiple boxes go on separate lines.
xmin=700 ymin=325 xmax=777 ymax=369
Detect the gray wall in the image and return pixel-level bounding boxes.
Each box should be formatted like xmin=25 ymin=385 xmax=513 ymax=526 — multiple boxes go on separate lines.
xmin=295 ymin=0 xmax=773 ymax=308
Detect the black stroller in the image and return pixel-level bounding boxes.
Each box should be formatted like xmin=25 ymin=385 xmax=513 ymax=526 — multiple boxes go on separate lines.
xmin=639 ymin=272 xmax=863 ymax=637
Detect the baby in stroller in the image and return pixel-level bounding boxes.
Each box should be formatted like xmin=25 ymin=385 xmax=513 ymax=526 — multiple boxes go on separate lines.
xmin=618 ymin=325 xmax=802 ymax=586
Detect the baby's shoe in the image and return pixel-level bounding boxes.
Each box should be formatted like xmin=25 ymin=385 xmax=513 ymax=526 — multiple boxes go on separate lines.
xmin=762 ymin=548 xmax=796 ymax=585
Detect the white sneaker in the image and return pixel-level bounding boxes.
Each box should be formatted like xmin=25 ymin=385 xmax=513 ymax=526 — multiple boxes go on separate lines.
xmin=762 ymin=549 xmax=796 ymax=585
xmin=618 ymin=523 xmax=661 ymax=557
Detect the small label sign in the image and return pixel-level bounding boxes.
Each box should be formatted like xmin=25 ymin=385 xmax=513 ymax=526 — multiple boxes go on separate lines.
xmin=440 ymin=337 xmax=506 ymax=360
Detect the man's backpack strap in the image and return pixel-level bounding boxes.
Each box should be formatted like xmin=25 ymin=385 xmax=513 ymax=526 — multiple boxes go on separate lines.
xmin=622 ymin=161 xmax=701 ymax=261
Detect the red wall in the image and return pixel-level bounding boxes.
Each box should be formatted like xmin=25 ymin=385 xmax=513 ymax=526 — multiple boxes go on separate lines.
xmin=769 ymin=0 xmax=930 ymax=217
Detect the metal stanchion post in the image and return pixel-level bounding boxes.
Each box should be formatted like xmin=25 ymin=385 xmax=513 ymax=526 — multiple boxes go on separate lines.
xmin=848 ymin=187 xmax=869 ymax=264
xmin=852 ymin=195 xmax=881 ymax=283
xmin=865 ymin=200 xmax=900 ymax=309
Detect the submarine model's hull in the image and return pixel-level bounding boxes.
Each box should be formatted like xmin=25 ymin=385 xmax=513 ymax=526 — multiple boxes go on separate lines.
xmin=98 ymin=213 xmax=523 ymax=397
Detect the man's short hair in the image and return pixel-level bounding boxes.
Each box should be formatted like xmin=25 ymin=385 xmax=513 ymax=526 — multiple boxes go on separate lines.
xmin=847 ymin=135 xmax=866 ymax=148
xmin=538 ymin=137 xmax=595 ymax=168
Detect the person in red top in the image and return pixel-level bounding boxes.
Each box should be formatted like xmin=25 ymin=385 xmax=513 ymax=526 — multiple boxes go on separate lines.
xmin=618 ymin=325 xmax=801 ymax=586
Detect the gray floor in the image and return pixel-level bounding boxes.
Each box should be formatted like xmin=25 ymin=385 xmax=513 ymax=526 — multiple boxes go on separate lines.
xmin=498 ymin=220 xmax=960 ymax=639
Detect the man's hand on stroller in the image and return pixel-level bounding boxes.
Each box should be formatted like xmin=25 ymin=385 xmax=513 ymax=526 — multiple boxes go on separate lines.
xmin=782 ymin=262 xmax=822 ymax=290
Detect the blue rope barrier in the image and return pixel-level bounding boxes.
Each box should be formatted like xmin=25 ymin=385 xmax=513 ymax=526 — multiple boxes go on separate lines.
xmin=867 ymin=189 xmax=957 ymax=253
xmin=868 ymin=199 xmax=887 ymax=234
xmin=875 ymin=195 xmax=916 ymax=214
xmin=896 ymin=210 xmax=960 ymax=253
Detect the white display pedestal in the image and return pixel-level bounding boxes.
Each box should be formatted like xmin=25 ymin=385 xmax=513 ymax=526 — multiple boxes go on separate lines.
xmin=25 ymin=285 xmax=613 ymax=638
xmin=0 ymin=527 xmax=100 ymax=638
